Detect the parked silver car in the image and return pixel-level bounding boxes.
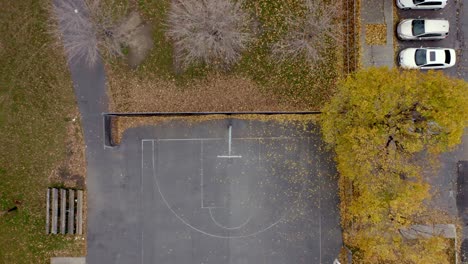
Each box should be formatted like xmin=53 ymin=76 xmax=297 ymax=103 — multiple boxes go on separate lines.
xmin=397 ymin=19 xmax=449 ymax=40
xmin=396 ymin=0 xmax=447 ymax=10
xmin=399 ymin=47 xmax=456 ymax=69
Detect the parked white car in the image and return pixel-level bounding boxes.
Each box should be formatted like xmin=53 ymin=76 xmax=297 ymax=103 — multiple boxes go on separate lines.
xmin=396 ymin=0 xmax=447 ymax=10
xmin=397 ymin=19 xmax=449 ymax=40
xmin=398 ymin=48 xmax=456 ymax=69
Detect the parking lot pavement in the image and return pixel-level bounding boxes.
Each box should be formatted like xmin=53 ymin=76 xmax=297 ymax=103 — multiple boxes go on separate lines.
xmin=458 ymin=0 xmax=468 ymax=80
xmin=395 ymin=0 xmax=462 ymax=77
xmin=458 ymin=159 xmax=468 ymax=262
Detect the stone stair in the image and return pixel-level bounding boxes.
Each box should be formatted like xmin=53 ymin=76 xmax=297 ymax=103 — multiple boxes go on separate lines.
xmin=46 ymin=188 xmax=83 ymax=235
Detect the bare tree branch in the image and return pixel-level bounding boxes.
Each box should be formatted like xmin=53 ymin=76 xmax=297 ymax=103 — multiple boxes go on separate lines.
xmin=271 ymin=0 xmax=342 ymax=66
xmin=50 ymin=0 xmax=127 ymax=66
xmin=166 ymin=0 xmax=253 ymax=70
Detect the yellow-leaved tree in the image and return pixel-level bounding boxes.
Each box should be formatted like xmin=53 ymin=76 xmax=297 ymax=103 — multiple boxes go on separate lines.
xmin=321 ymin=67 xmax=468 ymax=263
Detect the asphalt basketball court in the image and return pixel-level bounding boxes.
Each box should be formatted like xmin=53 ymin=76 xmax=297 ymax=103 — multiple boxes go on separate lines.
xmin=128 ymin=118 xmax=342 ymax=263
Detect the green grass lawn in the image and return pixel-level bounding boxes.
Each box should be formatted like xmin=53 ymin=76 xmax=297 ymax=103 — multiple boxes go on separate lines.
xmin=0 ymin=1 xmax=85 ymax=263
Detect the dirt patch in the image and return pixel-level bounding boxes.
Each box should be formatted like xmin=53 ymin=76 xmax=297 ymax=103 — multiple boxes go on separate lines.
xmin=107 ymin=68 xmax=310 ymax=113
xmin=365 ymin=24 xmax=387 ymax=45
xmin=116 ymin=11 xmax=154 ymax=68
xmin=49 ymin=109 xmax=86 ymax=189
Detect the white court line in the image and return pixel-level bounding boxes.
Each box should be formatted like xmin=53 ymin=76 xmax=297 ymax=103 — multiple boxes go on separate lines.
xmin=144 ymin=138 xmax=303 ymax=239
xmin=319 ymin=191 xmax=322 ymax=263
xmin=144 ymin=136 xmax=308 ymax=142
xmin=216 ymin=125 xmax=243 ymax=158
xmin=200 ymin=140 xmax=204 ymax=208
xmin=140 ymin=140 xmax=143 ymax=264
xmin=140 ymin=140 xmax=152 ymax=264
xmin=155 ymin=138 xmax=223 ymax=141
xmin=228 ymin=125 xmax=232 ymax=154
xmin=208 ymin=207 xmax=252 ymax=230
xmin=317 ymin=137 xmax=322 ymax=263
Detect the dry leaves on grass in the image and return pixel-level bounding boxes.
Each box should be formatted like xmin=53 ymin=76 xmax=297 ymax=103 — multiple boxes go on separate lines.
xmin=271 ymin=0 xmax=342 ymax=66
xmin=107 ymin=69 xmax=309 ymax=112
xmin=166 ymin=0 xmax=253 ymax=69
xmin=49 ymin=109 xmax=86 ymax=189
xmin=365 ymin=24 xmax=386 ymax=45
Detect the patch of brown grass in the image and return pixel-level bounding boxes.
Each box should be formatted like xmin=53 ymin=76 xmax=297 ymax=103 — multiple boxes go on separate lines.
xmin=49 ymin=108 xmax=87 ymax=190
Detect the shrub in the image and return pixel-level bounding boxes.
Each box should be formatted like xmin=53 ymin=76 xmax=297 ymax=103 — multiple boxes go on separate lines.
xmin=271 ymin=0 xmax=341 ymax=66
xmin=166 ymin=0 xmax=253 ymax=69
xmin=50 ymin=0 xmax=127 ymax=66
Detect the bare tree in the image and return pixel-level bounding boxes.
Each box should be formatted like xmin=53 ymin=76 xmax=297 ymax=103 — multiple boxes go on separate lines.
xmin=166 ymin=0 xmax=253 ymax=69
xmin=50 ymin=0 xmax=127 ymax=66
xmin=271 ymin=0 xmax=341 ymax=66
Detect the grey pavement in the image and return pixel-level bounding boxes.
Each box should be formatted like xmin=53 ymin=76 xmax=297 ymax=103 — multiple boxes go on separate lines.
xmin=458 ymin=0 xmax=468 ymax=80
xmin=51 ymin=257 xmax=86 ymax=264
xmin=458 ymin=160 xmax=468 ymax=262
xmin=360 ymin=0 xmax=395 ymax=67
xmin=458 ymin=129 xmax=468 ymax=262
xmin=422 ymin=129 xmax=468 ymax=217
xmin=129 ymin=119 xmax=342 ymax=264
xmin=455 ymin=1 xmax=468 ymax=237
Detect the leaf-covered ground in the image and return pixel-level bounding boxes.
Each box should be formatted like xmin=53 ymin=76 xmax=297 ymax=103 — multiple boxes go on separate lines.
xmin=365 ymin=24 xmax=387 ymax=45
xmin=106 ymin=0 xmax=343 ymax=112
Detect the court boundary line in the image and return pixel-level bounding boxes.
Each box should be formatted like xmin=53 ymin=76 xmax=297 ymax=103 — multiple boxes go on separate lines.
xmin=141 ymin=140 xmax=143 ymax=264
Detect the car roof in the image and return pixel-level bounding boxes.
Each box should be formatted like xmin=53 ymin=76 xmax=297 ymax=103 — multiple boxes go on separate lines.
xmin=424 ymin=19 xmax=449 ymax=33
xmin=423 ymin=48 xmax=448 ymax=64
